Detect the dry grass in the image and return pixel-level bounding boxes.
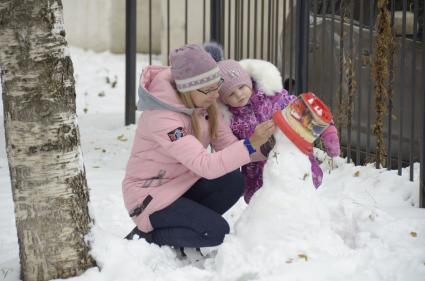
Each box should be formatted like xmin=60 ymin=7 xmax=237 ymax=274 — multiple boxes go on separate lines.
xmin=334 ymin=0 xmax=357 ymax=160
xmin=371 ymin=0 xmax=395 ymax=167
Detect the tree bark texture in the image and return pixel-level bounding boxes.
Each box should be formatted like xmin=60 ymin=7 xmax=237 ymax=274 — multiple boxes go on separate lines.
xmin=0 ymin=1 xmax=95 ymax=280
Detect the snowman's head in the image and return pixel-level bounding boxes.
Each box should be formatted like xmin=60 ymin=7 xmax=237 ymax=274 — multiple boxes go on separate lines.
xmin=273 ymin=92 xmax=332 ymax=155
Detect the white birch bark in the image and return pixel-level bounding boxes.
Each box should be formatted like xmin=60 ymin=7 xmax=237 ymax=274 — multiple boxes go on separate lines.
xmin=0 ymin=1 xmax=95 ymax=280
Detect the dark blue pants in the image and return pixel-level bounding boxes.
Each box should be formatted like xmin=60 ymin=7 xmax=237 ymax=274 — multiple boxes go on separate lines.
xmin=147 ymin=169 xmax=244 ymax=248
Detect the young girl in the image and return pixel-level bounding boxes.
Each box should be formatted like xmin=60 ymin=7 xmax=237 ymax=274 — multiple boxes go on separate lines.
xmin=204 ymin=43 xmax=340 ymax=203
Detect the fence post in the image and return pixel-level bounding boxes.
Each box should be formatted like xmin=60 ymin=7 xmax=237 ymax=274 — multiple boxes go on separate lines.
xmin=420 ymin=5 xmax=425 ymax=208
xmin=421 ymin=39 xmax=425 ymax=208
xmin=295 ymin=0 xmax=309 ymax=94
xmin=419 ymin=107 xmax=425 ymax=208
xmin=210 ymin=0 xmax=222 ymax=45
xmin=125 ymin=0 xmax=137 ymax=125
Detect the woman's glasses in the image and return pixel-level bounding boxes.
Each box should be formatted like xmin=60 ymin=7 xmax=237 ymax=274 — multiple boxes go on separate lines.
xmin=197 ymin=78 xmax=224 ymax=95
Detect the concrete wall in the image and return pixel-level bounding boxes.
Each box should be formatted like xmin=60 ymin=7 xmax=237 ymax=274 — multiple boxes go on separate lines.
xmin=62 ymin=0 xmax=292 ymax=62
xmin=110 ymin=0 xmax=162 ymax=54
xmin=62 ymin=0 xmax=112 ymax=52
xmin=224 ymin=0 xmax=287 ymax=59
xmin=62 ymin=0 xmax=162 ymax=53
xmin=163 ymin=0 xmax=291 ymax=63
xmin=160 ymin=0 xmax=211 ymax=65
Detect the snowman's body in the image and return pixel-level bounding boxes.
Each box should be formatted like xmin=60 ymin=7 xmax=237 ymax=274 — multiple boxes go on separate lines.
xmin=234 ymin=131 xmax=317 ymax=235
xmin=262 ymin=131 xmax=312 ymax=193
xmin=215 ymin=132 xmax=333 ymax=278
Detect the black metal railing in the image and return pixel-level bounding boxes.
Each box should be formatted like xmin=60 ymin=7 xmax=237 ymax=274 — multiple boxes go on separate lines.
xmin=125 ymin=0 xmax=425 ymax=207
xmin=125 ymin=0 xmax=137 ymax=125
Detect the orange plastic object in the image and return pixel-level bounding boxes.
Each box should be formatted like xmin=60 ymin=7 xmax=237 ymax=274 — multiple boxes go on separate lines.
xmin=300 ymin=92 xmax=332 ymax=124
xmin=273 ymin=110 xmax=313 ymax=155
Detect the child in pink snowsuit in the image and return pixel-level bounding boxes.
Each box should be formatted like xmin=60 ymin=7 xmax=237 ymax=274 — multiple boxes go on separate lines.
xmin=205 ymin=44 xmax=340 ymax=203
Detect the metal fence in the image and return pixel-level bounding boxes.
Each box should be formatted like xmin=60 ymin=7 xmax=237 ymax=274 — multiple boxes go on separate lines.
xmin=125 ymin=0 xmax=425 ymax=207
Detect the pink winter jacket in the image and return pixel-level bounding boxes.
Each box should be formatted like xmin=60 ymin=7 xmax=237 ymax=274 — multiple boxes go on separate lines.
xmin=122 ymin=66 xmax=251 ymax=232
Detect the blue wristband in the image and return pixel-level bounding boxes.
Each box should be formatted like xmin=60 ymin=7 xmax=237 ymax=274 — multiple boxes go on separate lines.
xmin=243 ymin=138 xmax=257 ymax=155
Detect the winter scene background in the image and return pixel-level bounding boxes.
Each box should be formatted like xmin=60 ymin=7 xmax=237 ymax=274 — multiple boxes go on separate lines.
xmin=1 ymin=47 xmax=425 ymax=281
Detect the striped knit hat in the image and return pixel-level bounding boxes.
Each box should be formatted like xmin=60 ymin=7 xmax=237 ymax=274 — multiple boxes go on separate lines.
xmin=169 ymin=44 xmax=221 ymax=93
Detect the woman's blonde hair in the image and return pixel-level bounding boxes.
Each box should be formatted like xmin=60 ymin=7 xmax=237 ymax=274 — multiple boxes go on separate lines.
xmin=178 ymin=92 xmax=218 ymax=140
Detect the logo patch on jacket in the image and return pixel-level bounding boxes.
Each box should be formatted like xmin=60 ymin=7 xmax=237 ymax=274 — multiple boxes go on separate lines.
xmin=167 ymin=127 xmax=187 ymax=142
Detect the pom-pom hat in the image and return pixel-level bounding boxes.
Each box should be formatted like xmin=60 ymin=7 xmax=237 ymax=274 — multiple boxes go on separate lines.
xmin=217 ymin=59 xmax=253 ymax=101
xmin=202 ymin=43 xmax=253 ymax=102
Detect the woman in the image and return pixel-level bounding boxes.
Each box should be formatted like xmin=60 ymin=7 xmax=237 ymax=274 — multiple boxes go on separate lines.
xmin=122 ymin=44 xmax=274 ymax=253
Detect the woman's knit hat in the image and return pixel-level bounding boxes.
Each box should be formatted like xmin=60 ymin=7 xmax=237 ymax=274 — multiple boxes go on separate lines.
xmin=169 ymin=44 xmax=221 ymax=93
xmin=202 ymin=42 xmax=252 ymax=102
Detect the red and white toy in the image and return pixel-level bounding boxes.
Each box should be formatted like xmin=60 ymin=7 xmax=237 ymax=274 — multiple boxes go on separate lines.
xmin=273 ymin=92 xmax=332 ymax=155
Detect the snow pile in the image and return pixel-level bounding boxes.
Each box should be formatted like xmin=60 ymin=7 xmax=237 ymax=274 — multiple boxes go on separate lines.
xmin=213 ymin=133 xmax=425 ymax=280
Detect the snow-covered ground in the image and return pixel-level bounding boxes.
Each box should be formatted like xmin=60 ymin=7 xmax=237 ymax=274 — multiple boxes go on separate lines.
xmin=1 ymin=47 xmax=424 ymax=281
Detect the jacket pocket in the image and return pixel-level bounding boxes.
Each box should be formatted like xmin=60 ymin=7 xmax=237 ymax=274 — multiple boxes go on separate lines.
xmin=129 ymin=195 xmax=153 ymax=218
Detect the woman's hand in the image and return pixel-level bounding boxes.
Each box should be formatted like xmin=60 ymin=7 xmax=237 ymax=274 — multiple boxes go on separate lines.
xmin=249 ymin=120 xmax=276 ymax=150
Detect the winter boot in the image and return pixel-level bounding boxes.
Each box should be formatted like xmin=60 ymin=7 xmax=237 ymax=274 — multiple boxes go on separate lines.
xmin=124 ymin=226 xmax=152 ymax=241
xmin=175 ymin=247 xmax=205 ymax=263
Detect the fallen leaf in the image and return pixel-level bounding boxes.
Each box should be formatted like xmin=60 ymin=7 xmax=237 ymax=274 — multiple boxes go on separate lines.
xmin=117 ymin=134 xmax=128 ymax=142
xmin=410 ymin=232 xmax=417 ymax=238
xmin=354 ymin=171 xmax=360 ymax=177
xmin=298 ymin=254 xmax=308 ymax=261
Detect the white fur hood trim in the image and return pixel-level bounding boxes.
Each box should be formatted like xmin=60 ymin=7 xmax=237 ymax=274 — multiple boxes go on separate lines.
xmin=239 ymin=59 xmax=283 ymax=96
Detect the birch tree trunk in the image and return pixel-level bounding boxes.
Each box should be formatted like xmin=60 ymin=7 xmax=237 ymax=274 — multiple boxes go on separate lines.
xmin=0 ymin=1 xmax=95 ymax=280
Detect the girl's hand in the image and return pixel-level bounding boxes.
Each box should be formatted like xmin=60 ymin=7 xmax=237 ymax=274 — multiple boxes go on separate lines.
xmin=321 ymin=126 xmax=340 ymax=157
xmin=249 ymin=120 xmax=276 ymax=150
